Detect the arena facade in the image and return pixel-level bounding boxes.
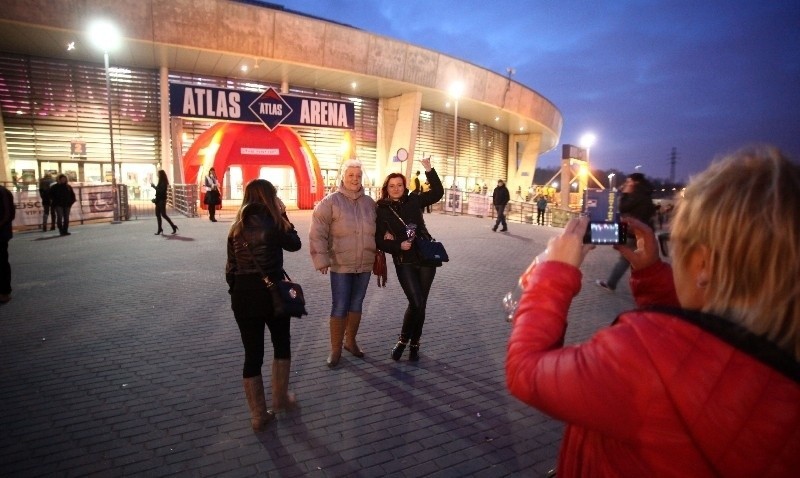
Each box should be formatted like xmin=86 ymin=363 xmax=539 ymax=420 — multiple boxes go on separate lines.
xmin=0 ymin=0 xmax=562 ymax=209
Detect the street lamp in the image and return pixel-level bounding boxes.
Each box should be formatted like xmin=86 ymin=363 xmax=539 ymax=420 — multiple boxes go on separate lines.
xmin=89 ymin=19 xmax=122 ymax=223
xmin=449 ymin=82 xmax=464 ymax=186
xmin=608 ymin=172 xmax=615 ymax=189
xmin=580 ymin=133 xmax=596 ymax=160
xmin=578 ymin=133 xmax=596 ymax=199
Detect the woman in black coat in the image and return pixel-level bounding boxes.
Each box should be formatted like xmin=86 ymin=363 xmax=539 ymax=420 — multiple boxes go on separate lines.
xmin=226 ymin=179 xmax=302 ymax=431
xmin=151 ymin=170 xmax=178 ymax=235
xmin=375 ymin=158 xmax=444 ymax=361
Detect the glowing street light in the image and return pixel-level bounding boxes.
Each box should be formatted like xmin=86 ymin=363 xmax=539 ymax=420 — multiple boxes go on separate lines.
xmin=608 ymin=172 xmax=616 ymax=189
xmin=579 ymin=133 xmax=597 ymax=151
xmin=89 ymin=19 xmax=122 ymax=223
xmin=449 ymin=81 xmax=464 ymax=184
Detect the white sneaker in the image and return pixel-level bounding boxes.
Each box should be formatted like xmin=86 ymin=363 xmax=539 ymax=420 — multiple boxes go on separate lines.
xmin=595 ymin=280 xmax=614 ymax=292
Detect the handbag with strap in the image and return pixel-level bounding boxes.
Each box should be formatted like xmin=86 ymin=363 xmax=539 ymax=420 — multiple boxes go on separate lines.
xmin=373 ymin=249 xmax=387 ymax=287
xmin=387 ymin=206 xmax=448 ymax=265
xmin=414 ymin=236 xmax=449 ymax=263
xmin=242 ymin=239 xmax=307 ymax=318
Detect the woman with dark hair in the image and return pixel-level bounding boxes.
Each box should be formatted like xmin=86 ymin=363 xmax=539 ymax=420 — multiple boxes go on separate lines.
xmin=204 ymin=167 xmax=221 ymax=222
xmin=375 ymin=157 xmax=444 ymax=361
xmin=226 ymin=179 xmax=301 ymax=431
xmin=151 ymin=170 xmax=178 ymax=235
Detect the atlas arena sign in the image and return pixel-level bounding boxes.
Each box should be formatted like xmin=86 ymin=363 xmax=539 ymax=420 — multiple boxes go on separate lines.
xmin=168 ymin=83 xmax=355 ymax=131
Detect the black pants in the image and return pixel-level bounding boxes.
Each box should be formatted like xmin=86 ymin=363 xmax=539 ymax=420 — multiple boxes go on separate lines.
xmin=494 ymin=204 xmax=507 ymax=229
xmin=394 ymin=263 xmax=437 ymax=344
xmin=232 ymin=274 xmax=291 ymax=378
xmin=537 ymin=209 xmax=546 ymax=225
xmin=208 ymin=203 xmax=216 ymax=220
xmin=154 ymin=200 xmax=176 ymax=232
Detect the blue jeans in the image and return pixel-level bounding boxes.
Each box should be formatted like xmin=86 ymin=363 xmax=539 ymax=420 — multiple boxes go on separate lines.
xmin=329 ymin=271 xmax=371 ymax=317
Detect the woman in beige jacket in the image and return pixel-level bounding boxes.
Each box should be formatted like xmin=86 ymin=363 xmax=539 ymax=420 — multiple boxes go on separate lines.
xmin=309 ymin=159 xmax=377 ymax=367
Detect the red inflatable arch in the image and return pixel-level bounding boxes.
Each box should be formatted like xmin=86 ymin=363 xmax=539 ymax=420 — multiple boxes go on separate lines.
xmin=182 ymin=122 xmax=324 ymax=209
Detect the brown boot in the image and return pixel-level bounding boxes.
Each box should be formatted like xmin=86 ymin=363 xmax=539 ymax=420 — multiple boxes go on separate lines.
xmin=343 ymin=311 xmax=365 ymax=358
xmin=271 ymin=359 xmax=298 ymax=411
xmin=327 ymin=317 xmax=346 ymax=367
xmin=242 ymin=375 xmax=274 ymax=431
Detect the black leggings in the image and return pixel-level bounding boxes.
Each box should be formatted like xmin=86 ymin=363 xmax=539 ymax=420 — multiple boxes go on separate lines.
xmin=231 ymin=274 xmax=291 ymax=378
xmin=155 ymin=200 xmax=176 ymax=231
xmin=394 ymin=263 xmax=437 ymax=344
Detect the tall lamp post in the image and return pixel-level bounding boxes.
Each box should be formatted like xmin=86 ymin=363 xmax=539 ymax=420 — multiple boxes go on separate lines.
xmin=89 ymin=20 xmax=122 ymax=223
xmin=449 ymin=82 xmax=464 ymax=188
xmin=608 ymin=172 xmax=615 ymax=190
xmin=579 ymin=133 xmax=596 ymax=199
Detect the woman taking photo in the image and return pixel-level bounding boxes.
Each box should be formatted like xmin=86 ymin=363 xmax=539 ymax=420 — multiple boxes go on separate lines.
xmin=309 ymin=159 xmax=376 ymax=367
xmin=375 ymin=157 xmax=444 ymax=361
xmin=506 ymin=146 xmax=800 ymax=476
xmin=151 ymin=170 xmax=178 ymax=235
xmin=226 ymin=179 xmax=302 ymax=431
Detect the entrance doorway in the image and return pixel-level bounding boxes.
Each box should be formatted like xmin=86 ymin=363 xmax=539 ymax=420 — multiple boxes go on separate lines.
xmin=225 ymin=165 xmax=298 ymax=208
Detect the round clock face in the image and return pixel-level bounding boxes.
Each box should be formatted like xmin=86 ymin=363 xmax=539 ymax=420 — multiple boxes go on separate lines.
xmin=396 ymin=148 xmax=408 ymax=162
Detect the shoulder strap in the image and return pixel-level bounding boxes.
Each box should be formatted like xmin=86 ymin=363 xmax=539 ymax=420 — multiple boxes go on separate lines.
xmin=388 ymin=205 xmax=406 ymax=228
xmin=241 ymin=237 xmax=276 ymax=288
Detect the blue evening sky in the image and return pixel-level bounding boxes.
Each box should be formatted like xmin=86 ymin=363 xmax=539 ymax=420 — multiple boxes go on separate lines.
xmin=275 ymin=0 xmax=799 ymax=181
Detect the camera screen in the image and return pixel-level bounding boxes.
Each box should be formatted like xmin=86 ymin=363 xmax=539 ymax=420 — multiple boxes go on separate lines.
xmin=586 ymin=222 xmax=623 ymax=244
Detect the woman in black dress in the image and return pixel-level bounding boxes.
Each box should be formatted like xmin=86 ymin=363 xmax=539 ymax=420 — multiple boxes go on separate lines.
xmin=151 ymin=170 xmax=178 ymax=235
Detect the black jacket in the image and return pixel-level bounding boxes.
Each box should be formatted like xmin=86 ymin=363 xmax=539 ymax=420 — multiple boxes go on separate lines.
xmin=152 ymin=180 xmax=168 ymax=202
xmin=492 ymin=185 xmax=510 ymax=206
xmin=376 ymin=168 xmax=444 ymax=265
xmin=226 ymin=204 xmax=301 ymax=288
xmin=618 ymin=182 xmax=656 ymax=228
xmin=49 ymin=182 xmax=76 ymax=208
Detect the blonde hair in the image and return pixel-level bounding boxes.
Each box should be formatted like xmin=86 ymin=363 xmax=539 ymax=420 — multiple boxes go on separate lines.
xmin=670 ymin=145 xmax=800 ymax=359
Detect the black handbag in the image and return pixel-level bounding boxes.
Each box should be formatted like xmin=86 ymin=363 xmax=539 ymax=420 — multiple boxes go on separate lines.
xmin=388 ymin=206 xmax=448 ymax=265
xmin=243 ymin=240 xmax=307 ymax=318
xmin=267 ymin=272 xmax=308 ymax=318
xmin=414 ymin=236 xmax=449 ymax=263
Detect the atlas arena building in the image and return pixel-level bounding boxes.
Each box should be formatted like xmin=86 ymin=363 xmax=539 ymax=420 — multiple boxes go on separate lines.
xmin=0 ymin=0 xmax=561 ymax=215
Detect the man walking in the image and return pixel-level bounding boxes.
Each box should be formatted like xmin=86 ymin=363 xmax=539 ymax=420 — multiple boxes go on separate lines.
xmin=491 ymin=179 xmax=510 ymax=232
xmin=50 ymin=174 xmax=76 ymax=236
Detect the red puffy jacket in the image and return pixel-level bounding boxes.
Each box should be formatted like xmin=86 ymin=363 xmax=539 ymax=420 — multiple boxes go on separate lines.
xmin=506 ymin=260 xmax=800 ymax=477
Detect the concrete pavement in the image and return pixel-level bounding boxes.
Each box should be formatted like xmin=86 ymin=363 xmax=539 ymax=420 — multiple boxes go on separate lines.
xmin=1 ymin=208 xmax=638 ymax=477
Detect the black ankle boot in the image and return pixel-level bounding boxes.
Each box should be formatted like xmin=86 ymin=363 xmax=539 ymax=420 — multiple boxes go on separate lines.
xmin=391 ymin=341 xmax=408 ymax=361
xmin=408 ymin=344 xmax=420 ymax=362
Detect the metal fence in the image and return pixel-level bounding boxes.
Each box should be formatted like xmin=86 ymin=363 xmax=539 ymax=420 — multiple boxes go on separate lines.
xmin=3 ymin=181 xmax=201 ymax=231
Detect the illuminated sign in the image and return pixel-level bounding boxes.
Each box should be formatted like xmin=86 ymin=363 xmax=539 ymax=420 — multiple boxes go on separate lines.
xmin=168 ymin=83 xmax=354 ymax=130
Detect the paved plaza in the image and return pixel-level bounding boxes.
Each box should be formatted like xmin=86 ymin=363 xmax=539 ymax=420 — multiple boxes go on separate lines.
xmin=1 ymin=208 xmax=639 ymax=477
